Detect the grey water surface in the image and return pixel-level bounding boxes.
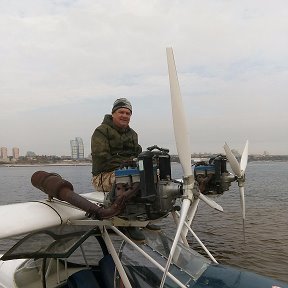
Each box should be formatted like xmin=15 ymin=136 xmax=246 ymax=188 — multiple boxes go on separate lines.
xmin=0 ymin=161 xmax=287 ymax=282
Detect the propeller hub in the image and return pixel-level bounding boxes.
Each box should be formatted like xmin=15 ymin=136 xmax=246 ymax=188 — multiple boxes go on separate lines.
xmin=237 ymin=175 xmax=245 ymax=187
xmin=182 ymin=175 xmax=194 ymax=200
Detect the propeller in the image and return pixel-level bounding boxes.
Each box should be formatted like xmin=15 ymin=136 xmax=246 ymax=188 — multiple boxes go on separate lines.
xmin=160 ymin=48 xmax=222 ymax=288
xmin=223 ymin=140 xmax=249 ymax=240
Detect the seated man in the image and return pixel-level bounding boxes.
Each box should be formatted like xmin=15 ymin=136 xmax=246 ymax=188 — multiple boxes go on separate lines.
xmin=91 ymin=98 xmax=145 ymax=241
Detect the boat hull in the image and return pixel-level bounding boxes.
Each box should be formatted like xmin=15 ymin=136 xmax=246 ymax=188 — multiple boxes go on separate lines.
xmin=0 ymin=256 xmax=25 ymax=288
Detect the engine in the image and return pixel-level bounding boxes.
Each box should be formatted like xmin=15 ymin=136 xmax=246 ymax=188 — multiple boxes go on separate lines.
xmin=108 ymin=145 xmax=182 ymax=221
xmin=107 ymin=147 xmax=236 ymax=221
xmin=194 ymin=155 xmax=236 ymax=195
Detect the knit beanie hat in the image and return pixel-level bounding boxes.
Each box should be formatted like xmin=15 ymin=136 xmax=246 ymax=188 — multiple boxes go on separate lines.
xmin=112 ymin=98 xmax=132 ymax=114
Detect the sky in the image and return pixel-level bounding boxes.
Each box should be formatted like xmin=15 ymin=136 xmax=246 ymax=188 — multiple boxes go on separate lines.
xmin=0 ymin=0 xmax=287 ymax=156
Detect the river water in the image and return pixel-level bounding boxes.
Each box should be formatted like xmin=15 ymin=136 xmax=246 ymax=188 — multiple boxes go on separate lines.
xmin=0 ymin=161 xmax=287 ymax=283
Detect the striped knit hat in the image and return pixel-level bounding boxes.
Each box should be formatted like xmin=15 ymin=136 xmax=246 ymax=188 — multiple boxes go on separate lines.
xmin=112 ymin=98 xmax=132 ymax=114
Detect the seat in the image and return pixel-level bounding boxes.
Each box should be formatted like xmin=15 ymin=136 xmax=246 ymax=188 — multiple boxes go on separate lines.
xmin=67 ymin=269 xmax=101 ymax=288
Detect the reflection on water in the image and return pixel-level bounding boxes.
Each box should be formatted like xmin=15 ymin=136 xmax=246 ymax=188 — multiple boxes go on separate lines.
xmin=0 ymin=162 xmax=287 ymax=282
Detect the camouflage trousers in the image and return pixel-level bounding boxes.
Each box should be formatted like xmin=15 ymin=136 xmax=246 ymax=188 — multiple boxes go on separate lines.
xmin=92 ymin=172 xmax=115 ymax=192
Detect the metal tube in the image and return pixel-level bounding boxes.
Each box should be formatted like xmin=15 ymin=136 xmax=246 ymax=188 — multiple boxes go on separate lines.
xmin=102 ymin=227 xmax=133 ymax=288
xmin=31 ymin=171 xmax=129 ymax=219
xmin=176 ymin=211 xmax=218 ymax=264
xmin=171 ymin=211 xmax=189 ymax=246
xmin=181 ymin=198 xmax=200 ymax=239
xmin=80 ymin=244 xmax=89 ymax=268
xmin=56 ymin=259 xmax=60 ymax=284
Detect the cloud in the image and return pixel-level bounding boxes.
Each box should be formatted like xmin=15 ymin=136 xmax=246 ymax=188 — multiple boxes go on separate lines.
xmin=0 ymin=0 xmax=287 ymax=155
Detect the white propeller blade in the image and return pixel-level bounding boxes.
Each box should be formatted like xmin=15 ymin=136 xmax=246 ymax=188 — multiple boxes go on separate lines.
xmin=223 ymin=142 xmax=241 ymax=177
xmin=240 ymin=186 xmax=245 ymax=220
xmin=223 ymin=140 xmax=249 ymax=241
xmin=198 ymin=193 xmax=223 ymax=212
xmin=224 ymin=140 xmax=249 ymax=178
xmin=240 ymin=140 xmax=249 ymax=173
xmin=166 ymin=47 xmax=193 ymax=179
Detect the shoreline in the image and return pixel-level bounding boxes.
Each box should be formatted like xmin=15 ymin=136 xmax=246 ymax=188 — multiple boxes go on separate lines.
xmin=1 ymin=159 xmax=288 ymax=168
xmin=0 ymin=163 xmax=92 ymax=167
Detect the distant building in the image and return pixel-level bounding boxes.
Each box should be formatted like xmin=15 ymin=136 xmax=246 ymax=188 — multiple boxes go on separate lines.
xmin=0 ymin=147 xmax=8 ymax=160
xmin=12 ymin=147 xmax=20 ymax=159
xmin=76 ymin=137 xmax=84 ymax=159
xmin=70 ymin=140 xmax=78 ymax=159
xmin=26 ymin=151 xmax=36 ymax=157
xmin=70 ymin=137 xmax=84 ymax=160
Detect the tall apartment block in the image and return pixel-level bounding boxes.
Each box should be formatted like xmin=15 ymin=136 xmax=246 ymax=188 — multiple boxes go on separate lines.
xmin=12 ymin=147 xmax=20 ymax=159
xmin=70 ymin=137 xmax=84 ymax=160
xmin=0 ymin=147 xmax=8 ymax=159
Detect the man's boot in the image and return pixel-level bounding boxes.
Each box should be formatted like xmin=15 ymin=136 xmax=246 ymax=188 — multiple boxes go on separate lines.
xmin=145 ymin=223 xmax=161 ymax=231
xmin=125 ymin=227 xmax=145 ymax=242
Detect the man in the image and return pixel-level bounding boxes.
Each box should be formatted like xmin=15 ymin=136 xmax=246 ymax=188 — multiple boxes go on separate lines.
xmin=91 ymin=98 xmax=145 ymax=241
xmin=91 ymin=98 xmax=142 ymax=192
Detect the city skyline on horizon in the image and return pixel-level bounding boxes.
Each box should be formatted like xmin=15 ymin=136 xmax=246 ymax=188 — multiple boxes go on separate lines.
xmin=0 ymin=142 xmax=285 ymax=158
xmin=1 ymin=137 xmax=87 ymax=158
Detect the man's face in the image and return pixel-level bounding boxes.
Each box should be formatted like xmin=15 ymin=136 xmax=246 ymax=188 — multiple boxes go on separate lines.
xmin=112 ymin=108 xmax=131 ymax=128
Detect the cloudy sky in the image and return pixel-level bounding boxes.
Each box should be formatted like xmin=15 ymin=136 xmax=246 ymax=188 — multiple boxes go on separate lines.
xmin=0 ymin=0 xmax=287 ymax=157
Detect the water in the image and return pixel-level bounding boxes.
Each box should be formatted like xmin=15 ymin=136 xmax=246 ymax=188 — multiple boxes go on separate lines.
xmin=0 ymin=162 xmax=287 ymax=283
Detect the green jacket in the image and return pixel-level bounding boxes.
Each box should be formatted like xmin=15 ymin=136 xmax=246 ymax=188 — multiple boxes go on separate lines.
xmin=91 ymin=114 xmax=142 ymax=175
